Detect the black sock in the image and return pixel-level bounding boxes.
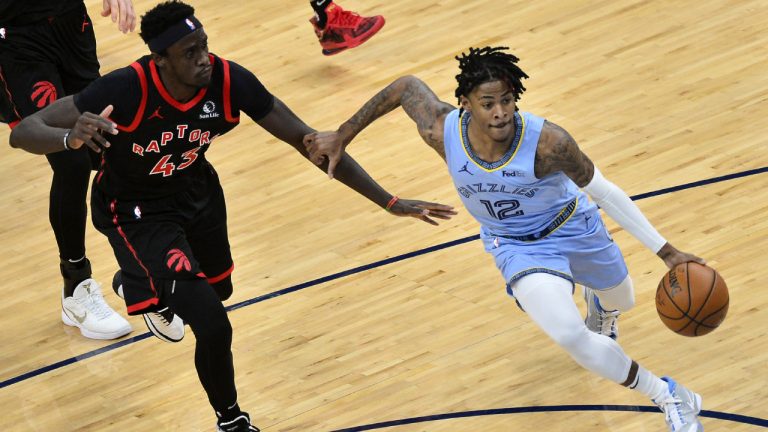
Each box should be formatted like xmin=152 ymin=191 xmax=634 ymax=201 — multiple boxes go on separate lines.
xmin=310 ymin=0 xmax=332 ymax=29
xmin=216 ymin=402 xmax=242 ymax=422
xmin=60 ymin=257 xmax=92 ymax=297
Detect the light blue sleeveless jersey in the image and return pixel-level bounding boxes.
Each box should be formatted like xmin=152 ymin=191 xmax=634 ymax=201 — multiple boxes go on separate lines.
xmin=443 ymin=109 xmax=595 ymax=237
xmin=442 ymin=109 xmax=627 ymax=290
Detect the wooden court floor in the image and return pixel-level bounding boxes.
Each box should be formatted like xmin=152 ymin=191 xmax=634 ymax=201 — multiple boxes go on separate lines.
xmin=0 ymin=0 xmax=766 ymax=430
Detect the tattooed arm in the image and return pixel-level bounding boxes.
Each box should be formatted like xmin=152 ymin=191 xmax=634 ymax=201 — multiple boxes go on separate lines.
xmin=535 ymin=120 xmax=703 ymax=267
xmin=533 ymin=120 xmax=595 ymax=185
xmin=304 ymin=75 xmax=455 ymax=177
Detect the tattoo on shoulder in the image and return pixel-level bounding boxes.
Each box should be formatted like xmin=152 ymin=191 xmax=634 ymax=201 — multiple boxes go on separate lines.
xmin=535 ymin=121 xmax=593 ymax=185
xmin=402 ymin=81 xmax=453 ymax=158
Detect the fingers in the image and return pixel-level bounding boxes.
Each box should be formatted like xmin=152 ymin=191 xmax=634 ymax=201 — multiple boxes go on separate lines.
xmin=327 ymin=156 xmax=339 ymax=179
xmin=101 ymin=0 xmax=111 ymax=17
xmin=121 ymin=0 xmax=137 ymax=33
xmin=99 ymin=104 xmax=114 ymax=119
xmin=70 ymin=110 xmax=119 ymax=152
xmin=419 ymin=211 xmax=439 ymax=226
xmin=102 ymin=0 xmax=136 ymax=33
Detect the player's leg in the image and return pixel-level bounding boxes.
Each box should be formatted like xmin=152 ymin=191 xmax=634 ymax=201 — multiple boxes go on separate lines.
xmin=0 ymin=55 xmax=129 ymax=339
xmin=583 ymin=275 xmax=635 ymax=340
xmin=159 ymin=278 xmax=258 ymax=431
xmin=565 ymin=209 xmax=633 ymax=339
xmin=92 ymin=182 xmax=257 ymax=429
xmin=308 ymin=0 xmax=385 ymax=56
xmin=511 ymin=272 xmax=702 ymax=431
xmin=187 ymin=175 xmax=234 ymax=302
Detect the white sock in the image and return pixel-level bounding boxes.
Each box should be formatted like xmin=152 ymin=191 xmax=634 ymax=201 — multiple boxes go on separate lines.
xmin=629 ymin=365 xmax=669 ymax=401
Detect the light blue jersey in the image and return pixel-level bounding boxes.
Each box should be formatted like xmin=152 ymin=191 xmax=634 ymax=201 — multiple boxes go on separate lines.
xmin=442 ymin=109 xmax=628 ymax=291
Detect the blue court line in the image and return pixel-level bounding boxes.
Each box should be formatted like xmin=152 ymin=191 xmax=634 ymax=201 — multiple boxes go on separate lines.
xmin=1 ymin=166 xmax=766 ymax=392
xmin=330 ymin=405 xmax=768 ymax=431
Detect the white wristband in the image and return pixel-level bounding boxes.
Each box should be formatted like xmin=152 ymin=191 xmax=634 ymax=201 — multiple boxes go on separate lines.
xmin=583 ymin=167 xmax=667 ymax=253
xmin=63 ymin=130 xmax=71 ymax=151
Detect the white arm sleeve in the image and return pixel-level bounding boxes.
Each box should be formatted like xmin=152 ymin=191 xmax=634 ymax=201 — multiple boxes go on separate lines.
xmin=583 ymin=167 xmax=667 ymax=253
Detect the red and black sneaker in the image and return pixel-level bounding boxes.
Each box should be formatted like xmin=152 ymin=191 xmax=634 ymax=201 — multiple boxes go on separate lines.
xmin=310 ymin=2 xmax=385 ymax=56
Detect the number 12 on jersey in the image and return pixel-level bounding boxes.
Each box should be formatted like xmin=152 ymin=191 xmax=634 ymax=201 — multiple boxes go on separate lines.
xmin=480 ymin=199 xmax=524 ymax=220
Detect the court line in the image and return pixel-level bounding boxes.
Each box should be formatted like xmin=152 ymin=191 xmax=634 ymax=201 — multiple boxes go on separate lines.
xmin=329 ymin=405 xmax=768 ymax=431
xmin=1 ymin=166 xmax=766 ymax=392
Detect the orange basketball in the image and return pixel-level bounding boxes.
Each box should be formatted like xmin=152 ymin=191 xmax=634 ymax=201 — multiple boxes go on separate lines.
xmin=655 ymin=262 xmax=729 ymax=336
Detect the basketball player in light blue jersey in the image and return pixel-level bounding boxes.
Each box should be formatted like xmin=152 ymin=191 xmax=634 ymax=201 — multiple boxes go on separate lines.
xmin=304 ymin=46 xmax=706 ymax=432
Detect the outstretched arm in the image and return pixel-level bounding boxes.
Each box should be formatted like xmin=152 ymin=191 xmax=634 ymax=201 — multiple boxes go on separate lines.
xmin=257 ymin=97 xmax=455 ymax=225
xmin=304 ymin=75 xmax=455 ymax=177
xmin=535 ymin=120 xmax=704 ymax=269
xmin=9 ymin=96 xmax=118 ymax=155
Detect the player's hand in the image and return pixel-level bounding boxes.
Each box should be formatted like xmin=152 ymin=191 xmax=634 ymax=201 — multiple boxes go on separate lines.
xmin=303 ymin=131 xmax=346 ymax=179
xmin=657 ymin=243 xmax=706 ymax=270
xmin=101 ymin=0 xmax=136 ymax=33
xmin=388 ymin=198 xmax=457 ymax=226
xmin=67 ymin=105 xmax=118 ymax=153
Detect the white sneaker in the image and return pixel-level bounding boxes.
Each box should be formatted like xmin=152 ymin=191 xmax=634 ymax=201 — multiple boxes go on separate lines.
xmin=112 ymin=270 xmax=185 ymax=343
xmin=143 ymin=307 xmax=185 ymax=343
xmin=584 ymin=286 xmax=620 ymax=339
xmin=655 ymin=377 xmax=704 ymax=432
xmin=61 ymin=279 xmax=132 ymax=340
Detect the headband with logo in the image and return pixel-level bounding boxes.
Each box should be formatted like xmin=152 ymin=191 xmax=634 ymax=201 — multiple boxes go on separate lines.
xmin=148 ymin=15 xmax=203 ymax=53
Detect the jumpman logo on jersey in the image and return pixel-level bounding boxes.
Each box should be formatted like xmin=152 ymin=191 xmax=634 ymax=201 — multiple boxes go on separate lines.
xmin=148 ymin=106 xmax=164 ymax=120
xmin=459 ymin=161 xmax=473 ymax=175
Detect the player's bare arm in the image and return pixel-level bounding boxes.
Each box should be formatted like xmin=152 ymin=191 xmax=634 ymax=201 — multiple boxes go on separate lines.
xmin=535 ymin=120 xmax=703 ymax=267
xmin=10 ymin=96 xmax=117 ymax=155
xmin=534 ymin=120 xmax=594 ymax=186
xmin=304 ymin=75 xmax=454 ymax=177
xmin=258 ymin=97 xmax=456 ymax=225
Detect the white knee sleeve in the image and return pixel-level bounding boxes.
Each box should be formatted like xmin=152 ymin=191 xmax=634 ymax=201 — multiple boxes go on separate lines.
xmin=512 ymin=273 xmax=632 ymax=383
xmin=594 ymin=275 xmax=635 ymax=312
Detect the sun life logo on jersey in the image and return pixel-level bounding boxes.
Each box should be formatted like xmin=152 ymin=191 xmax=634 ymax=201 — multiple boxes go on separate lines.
xmin=200 ymin=100 xmax=219 ymax=119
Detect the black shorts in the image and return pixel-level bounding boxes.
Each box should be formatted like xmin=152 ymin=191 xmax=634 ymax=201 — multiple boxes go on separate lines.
xmin=91 ymin=165 xmax=234 ymax=315
xmin=0 ymin=1 xmax=99 ymax=124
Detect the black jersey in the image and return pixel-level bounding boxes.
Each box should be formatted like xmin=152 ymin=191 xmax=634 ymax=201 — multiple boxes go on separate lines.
xmin=0 ymin=0 xmax=83 ymax=26
xmin=74 ymin=54 xmax=274 ymax=200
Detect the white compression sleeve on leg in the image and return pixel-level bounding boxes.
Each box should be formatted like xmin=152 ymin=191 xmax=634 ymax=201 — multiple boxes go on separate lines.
xmin=512 ymin=273 xmax=632 ymax=383
xmin=582 ymin=167 xmax=667 ymax=254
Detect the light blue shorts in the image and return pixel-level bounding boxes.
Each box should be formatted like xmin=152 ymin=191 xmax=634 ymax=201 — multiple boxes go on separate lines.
xmin=481 ymin=205 xmax=628 ymax=297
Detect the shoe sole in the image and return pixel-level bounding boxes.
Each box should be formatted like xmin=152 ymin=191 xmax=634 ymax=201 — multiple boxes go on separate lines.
xmin=143 ymin=314 xmax=184 ymax=343
xmin=322 ymin=17 xmax=385 ymax=56
xmin=61 ymin=309 xmax=132 ymax=340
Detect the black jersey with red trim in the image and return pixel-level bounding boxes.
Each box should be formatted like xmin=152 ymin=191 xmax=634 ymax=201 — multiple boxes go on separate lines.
xmin=74 ymin=53 xmax=274 ymax=200
xmin=0 ymin=0 xmax=82 ymax=26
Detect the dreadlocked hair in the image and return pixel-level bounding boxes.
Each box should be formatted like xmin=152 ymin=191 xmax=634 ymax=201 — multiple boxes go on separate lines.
xmin=454 ymin=46 xmax=528 ymax=103
xmin=140 ymin=1 xmax=195 ymax=51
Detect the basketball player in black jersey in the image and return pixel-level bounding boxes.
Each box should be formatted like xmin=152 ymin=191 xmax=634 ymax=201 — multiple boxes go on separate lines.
xmin=9 ymin=2 xmax=455 ymax=431
xmin=0 ymin=0 xmax=136 ymax=340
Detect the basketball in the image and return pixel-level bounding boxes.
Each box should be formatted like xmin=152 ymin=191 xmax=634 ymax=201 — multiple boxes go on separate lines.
xmin=655 ymin=262 xmax=729 ymax=336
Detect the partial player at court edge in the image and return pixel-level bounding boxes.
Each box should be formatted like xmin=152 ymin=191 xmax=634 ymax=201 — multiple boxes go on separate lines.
xmin=0 ymin=0 xmax=137 ymax=340
xmin=308 ymin=0 xmax=385 ymax=56
xmin=8 ymin=1 xmax=455 ymax=431
xmin=304 ymin=46 xmax=706 ymax=432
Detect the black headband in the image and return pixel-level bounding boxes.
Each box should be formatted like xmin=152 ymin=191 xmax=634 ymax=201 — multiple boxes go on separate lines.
xmin=147 ymin=15 xmax=203 ymax=53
